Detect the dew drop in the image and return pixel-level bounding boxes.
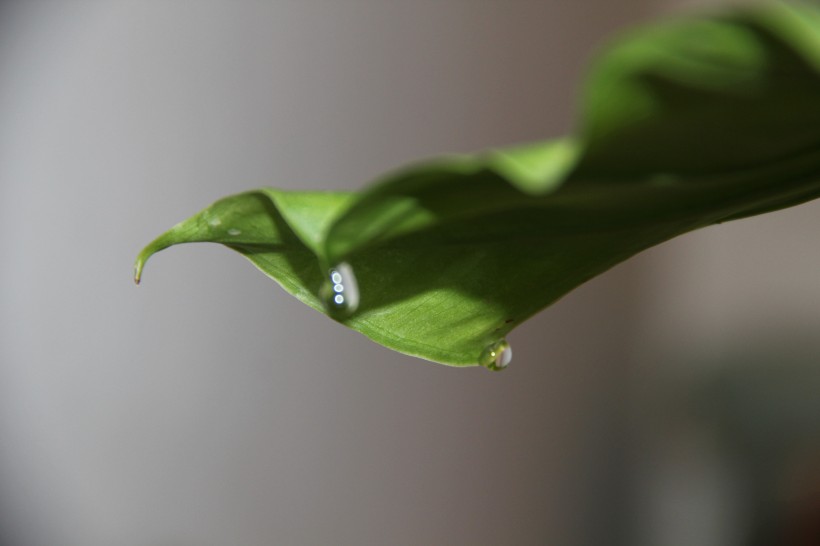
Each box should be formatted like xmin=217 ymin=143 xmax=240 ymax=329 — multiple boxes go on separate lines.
xmin=227 ymin=228 xmax=241 ymax=236
xmin=479 ymin=339 xmax=512 ymax=371
xmin=321 ymin=262 xmax=359 ymax=317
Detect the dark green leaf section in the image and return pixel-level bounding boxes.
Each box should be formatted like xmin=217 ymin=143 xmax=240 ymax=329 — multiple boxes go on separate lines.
xmin=136 ymin=3 xmax=820 ymax=367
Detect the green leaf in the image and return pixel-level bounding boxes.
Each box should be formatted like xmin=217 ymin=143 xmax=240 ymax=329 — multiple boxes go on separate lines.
xmin=135 ymin=2 xmax=820 ymax=368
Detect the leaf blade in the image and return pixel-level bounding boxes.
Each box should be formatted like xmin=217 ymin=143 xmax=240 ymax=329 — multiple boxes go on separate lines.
xmin=136 ymin=3 xmax=820 ymax=367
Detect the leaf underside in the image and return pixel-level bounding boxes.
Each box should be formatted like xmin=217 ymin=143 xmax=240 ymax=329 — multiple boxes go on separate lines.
xmin=136 ymin=3 xmax=820 ymax=367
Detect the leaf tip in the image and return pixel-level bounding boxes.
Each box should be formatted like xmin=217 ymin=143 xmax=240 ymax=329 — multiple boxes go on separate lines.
xmin=133 ymin=254 xmax=146 ymax=285
xmin=133 ymin=239 xmax=165 ymax=285
xmin=133 ymin=230 xmax=179 ymax=286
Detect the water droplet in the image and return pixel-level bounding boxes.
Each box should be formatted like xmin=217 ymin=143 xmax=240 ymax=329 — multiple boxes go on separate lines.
xmin=227 ymin=228 xmax=241 ymax=236
xmin=321 ymin=262 xmax=359 ymax=317
xmin=479 ymin=339 xmax=511 ymax=371
xmin=208 ymin=217 xmax=222 ymax=227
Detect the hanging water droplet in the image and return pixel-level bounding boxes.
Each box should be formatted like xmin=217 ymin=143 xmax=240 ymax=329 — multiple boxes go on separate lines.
xmin=479 ymin=339 xmax=512 ymax=371
xmin=321 ymin=262 xmax=359 ymax=317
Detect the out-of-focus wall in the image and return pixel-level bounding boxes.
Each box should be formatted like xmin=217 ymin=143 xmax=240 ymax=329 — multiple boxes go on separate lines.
xmin=0 ymin=2 xmax=655 ymax=545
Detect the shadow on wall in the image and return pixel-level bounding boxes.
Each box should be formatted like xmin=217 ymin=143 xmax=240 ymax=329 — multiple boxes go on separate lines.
xmin=636 ymin=330 xmax=820 ymax=546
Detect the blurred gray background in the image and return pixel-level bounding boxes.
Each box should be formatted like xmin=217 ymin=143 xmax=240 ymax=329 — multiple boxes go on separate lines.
xmin=2 ymin=1 xmax=818 ymax=545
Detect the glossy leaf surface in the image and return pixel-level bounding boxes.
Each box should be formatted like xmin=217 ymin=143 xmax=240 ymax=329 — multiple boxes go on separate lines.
xmin=136 ymin=3 xmax=820 ymax=367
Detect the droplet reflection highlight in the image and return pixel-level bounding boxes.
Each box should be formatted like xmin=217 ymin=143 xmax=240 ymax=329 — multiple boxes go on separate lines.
xmin=479 ymin=339 xmax=512 ymax=371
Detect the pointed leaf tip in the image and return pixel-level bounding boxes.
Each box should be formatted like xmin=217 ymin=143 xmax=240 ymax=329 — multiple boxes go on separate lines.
xmin=133 ymin=230 xmax=183 ymax=286
xmin=133 ymin=250 xmax=149 ymax=284
xmin=133 ymin=241 xmax=164 ymax=285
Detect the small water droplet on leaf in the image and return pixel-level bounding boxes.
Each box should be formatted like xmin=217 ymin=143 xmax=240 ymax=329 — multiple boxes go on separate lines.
xmin=321 ymin=262 xmax=359 ymax=318
xmin=479 ymin=339 xmax=511 ymax=371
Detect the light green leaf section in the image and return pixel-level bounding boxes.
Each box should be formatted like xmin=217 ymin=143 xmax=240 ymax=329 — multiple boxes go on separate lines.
xmin=136 ymin=3 xmax=820 ymax=368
